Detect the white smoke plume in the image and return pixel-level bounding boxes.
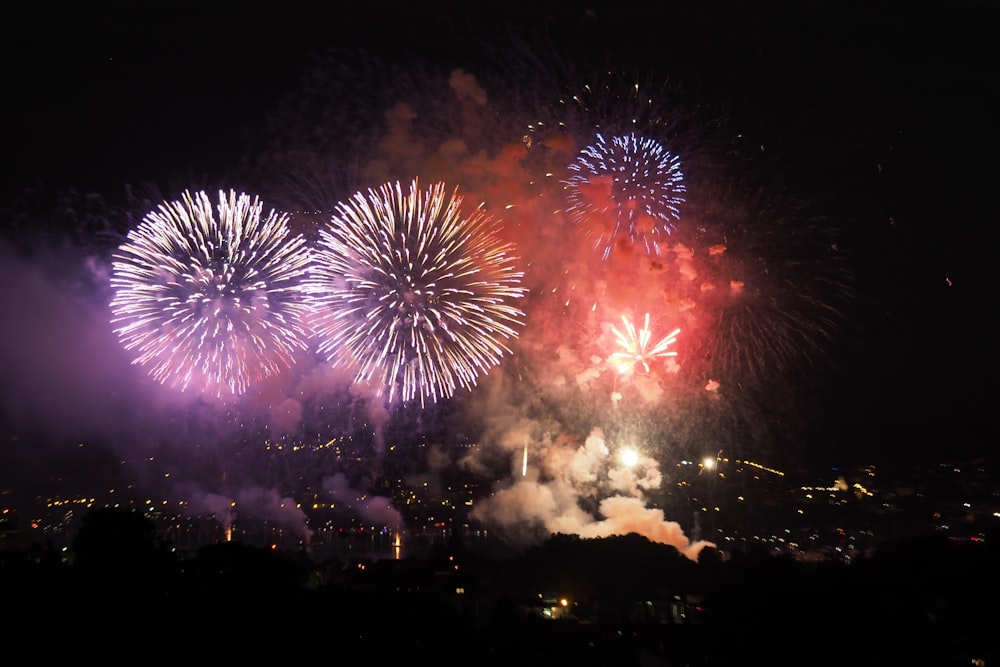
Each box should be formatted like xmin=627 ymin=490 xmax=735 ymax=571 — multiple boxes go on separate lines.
xmin=471 ymin=427 xmax=714 ymax=561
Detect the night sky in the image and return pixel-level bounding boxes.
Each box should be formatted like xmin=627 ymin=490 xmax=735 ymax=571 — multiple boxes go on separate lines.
xmin=1 ymin=1 xmax=997 ymax=530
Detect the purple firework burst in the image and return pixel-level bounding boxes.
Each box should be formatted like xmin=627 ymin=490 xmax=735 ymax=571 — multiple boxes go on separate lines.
xmin=109 ymin=190 xmax=312 ymax=398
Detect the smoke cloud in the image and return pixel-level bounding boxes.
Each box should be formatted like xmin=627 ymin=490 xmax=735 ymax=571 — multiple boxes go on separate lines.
xmin=470 ymin=428 xmax=714 ymax=560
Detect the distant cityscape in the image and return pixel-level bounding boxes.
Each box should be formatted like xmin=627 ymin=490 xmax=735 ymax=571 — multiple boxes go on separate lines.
xmin=3 ymin=431 xmax=998 ymax=666
xmin=3 ymin=430 xmax=996 ymax=562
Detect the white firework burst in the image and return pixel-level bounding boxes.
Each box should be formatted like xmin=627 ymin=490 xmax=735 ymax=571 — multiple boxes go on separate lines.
xmin=610 ymin=312 xmax=681 ymax=375
xmin=307 ymin=178 xmax=528 ymax=406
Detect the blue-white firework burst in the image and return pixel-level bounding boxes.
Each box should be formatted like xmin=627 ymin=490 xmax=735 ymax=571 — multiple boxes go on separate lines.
xmin=564 ymin=132 xmax=686 ymax=260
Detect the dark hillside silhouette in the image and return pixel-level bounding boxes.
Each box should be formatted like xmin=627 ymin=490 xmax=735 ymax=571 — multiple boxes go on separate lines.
xmin=3 ymin=506 xmax=997 ymax=665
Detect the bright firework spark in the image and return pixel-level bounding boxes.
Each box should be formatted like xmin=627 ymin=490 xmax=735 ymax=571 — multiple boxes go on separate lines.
xmin=610 ymin=313 xmax=680 ymax=375
xmin=109 ymin=190 xmax=312 ymax=398
xmin=307 ymin=178 xmax=528 ymax=407
xmin=618 ymin=446 xmax=640 ymax=468
xmin=564 ymin=132 xmax=685 ymax=259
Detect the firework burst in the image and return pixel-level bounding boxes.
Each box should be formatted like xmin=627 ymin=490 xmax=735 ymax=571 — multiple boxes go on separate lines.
xmin=109 ymin=190 xmax=312 ymax=398
xmin=565 ymin=132 xmax=686 ymax=259
xmin=307 ymin=178 xmax=528 ymax=407
xmin=610 ymin=312 xmax=681 ymax=376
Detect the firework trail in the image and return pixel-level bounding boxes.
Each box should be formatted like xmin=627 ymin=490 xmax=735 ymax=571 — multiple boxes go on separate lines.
xmin=307 ymin=178 xmax=528 ymax=407
xmin=565 ymin=132 xmax=686 ymax=260
xmin=109 ymin=190 xmax=312 ymax=398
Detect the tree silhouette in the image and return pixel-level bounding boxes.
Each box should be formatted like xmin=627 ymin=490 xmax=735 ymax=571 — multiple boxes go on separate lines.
xmin=71 ymin=505 xmax=176 ymax=599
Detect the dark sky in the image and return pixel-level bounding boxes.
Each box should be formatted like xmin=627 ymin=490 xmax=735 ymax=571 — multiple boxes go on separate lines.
xmin=1 ymin=0 xmax=997 ymax=477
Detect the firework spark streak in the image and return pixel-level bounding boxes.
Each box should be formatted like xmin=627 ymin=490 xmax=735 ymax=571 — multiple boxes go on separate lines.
xmin=109 ymin=190 xmax=312 ymax=398
xmin=564 ymin=132 xmax=686 ymax=259
xmin=307 ymin=178 xmax=528 ymax=406
xmin=610 ymin=313 xmax=680 ymax=375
